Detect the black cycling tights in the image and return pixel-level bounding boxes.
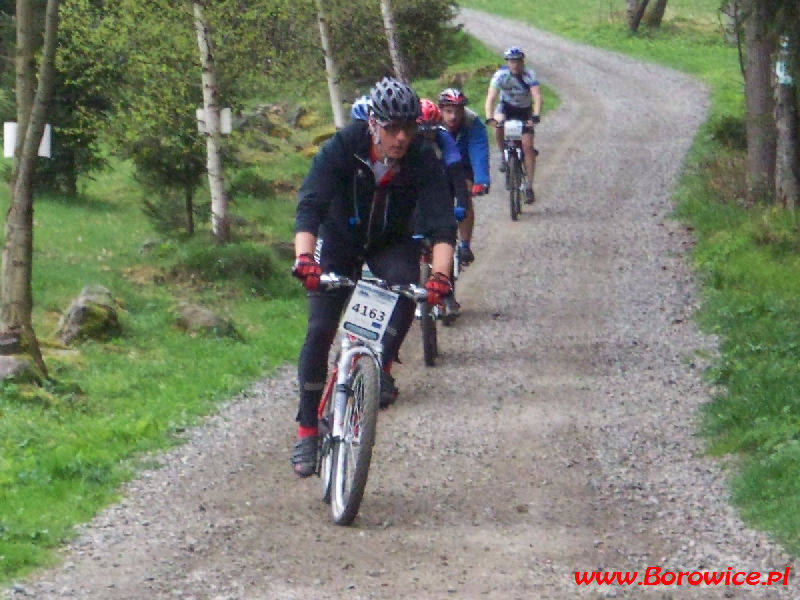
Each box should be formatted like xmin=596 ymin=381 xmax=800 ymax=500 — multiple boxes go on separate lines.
xmin=296 ymin=240 xmax=419 ymax=428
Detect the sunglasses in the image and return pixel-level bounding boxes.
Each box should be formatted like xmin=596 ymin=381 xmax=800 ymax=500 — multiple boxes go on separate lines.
xmin=376 ymin=120 xmax=418 ymax=136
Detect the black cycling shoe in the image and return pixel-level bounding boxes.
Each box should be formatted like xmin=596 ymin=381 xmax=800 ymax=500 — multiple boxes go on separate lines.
xmin=458 ymin=245 xmax=475 ymax=266
xmin=291 ymin=435 xmax=318 ymax=477
xmin=380 ymin=371 xmax=398 ymax=408
xmin=524 ymin=187 xmax=535 ymax=204
xmin=498 ymin=160 xmax=507 ymax=173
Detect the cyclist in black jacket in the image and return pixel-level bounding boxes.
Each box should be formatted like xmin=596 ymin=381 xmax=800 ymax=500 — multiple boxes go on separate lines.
xmin=290 ymin=77 xmax=456 ymax=477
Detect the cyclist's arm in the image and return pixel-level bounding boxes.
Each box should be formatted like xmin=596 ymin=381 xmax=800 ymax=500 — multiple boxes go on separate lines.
xmin=468 ymin=119 xmax=491 ymax=186
xmin=296 ymin=127 xmax=350 ymax=236
xmin=445 ymin=161 xmax=469 ymax=210
xmin=435 ymin=128 xmax=463 ymax=168
xmin=294 ymin=231 xmax=316 ymax=258
xmin=531 ymin=83 xmax=542 ymax=118
xmin=416 ymin=146 xmax=457 ymax=246
xmin=485 ymin=86 xmax=500 ymax=120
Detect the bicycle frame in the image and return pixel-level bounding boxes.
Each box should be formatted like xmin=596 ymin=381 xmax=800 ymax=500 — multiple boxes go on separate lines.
xmin=316 ymin=273 xmax=427 ymax=524
xmin=318 ymin=333 xmax=382 ymax=439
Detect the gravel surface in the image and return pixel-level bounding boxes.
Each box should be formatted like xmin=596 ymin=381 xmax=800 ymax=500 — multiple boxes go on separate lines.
xmin=5 ymin=10 xmax=796 ymax=600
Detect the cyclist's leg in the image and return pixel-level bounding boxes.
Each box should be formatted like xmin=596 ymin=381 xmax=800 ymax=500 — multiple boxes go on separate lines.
xmin=522 ymin=130 xmax=536 ymax=189
xmin=296 ymin=236 xmax=359 ymax=429
xmin=458 ymin=174 xmax=475 ymax=265
xmin=494 ymin=103 xmax=506 ymax=169
xmin=366 ymin=240 xmax=419 ymax=365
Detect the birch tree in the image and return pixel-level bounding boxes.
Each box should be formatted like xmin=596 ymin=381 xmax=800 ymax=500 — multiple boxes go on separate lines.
xmin=380 ymin=0 xmax=409 ymax=83
xmin=315 ymin=0 xmax=345 ymax=128
xmin=1 ymin=0 xmax=60 ymax=376
xmin=193 ymin=0 xmax=229 ymax=243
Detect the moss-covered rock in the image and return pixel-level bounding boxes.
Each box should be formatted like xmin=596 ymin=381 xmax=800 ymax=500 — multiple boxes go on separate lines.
xmin=56 ymin=285 xmax=123 ymax=345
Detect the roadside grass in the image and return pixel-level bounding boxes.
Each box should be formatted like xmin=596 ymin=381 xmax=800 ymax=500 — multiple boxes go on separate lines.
xmin=460 ymin=0 xmax=800 ymax=555
xmin=0 ymin=31 xmax=507 ymax=583
xmin=0 ymin=152 xmax=306 ymax=580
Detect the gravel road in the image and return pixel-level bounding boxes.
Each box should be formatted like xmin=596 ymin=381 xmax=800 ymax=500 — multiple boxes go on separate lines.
xmin=5 ymin=9 xmax=796 ymax=600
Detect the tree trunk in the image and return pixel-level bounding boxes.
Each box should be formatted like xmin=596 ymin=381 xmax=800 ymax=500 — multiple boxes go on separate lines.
xmin=380 ymin=0 xmax=409 ymax=83
xmin=185 ymin=185 xmax=195 ymax=236
xmin=626 ymin=0 xmax=650 ymax=32
xmin=644 ymin=0 xmax=668 ymax=27
xmin=193 ymin=0 xmax=229 ymax=243
xmin=315 ymin=0 xmax=345 ymax=128
xmin=721 ymin=0 xmax=741 ymax=45
xmin=774 ymin=36 xmax=799 ymax=209
xmin=743 ymin=0 xmax=776 ymax=202
xmin=1 ymin=0 xmax=60 ymax=377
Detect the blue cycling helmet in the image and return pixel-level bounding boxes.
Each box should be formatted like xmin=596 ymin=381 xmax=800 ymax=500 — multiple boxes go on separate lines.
xmin=503 ymin=46 xmax=525 ymax=60
xmin=350 ymin=95 xmax=371 ymax=121
xmin=369 ymin=77 xmax=420 ymax=123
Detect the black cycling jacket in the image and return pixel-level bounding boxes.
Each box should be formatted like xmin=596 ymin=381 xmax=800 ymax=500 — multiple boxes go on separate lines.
xmin=295 ymin=120 xmax=457 ymax=256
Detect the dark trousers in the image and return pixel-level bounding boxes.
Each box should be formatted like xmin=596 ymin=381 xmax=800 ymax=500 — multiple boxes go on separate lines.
xmin=296 ymin=239 xmax=420 ymax=428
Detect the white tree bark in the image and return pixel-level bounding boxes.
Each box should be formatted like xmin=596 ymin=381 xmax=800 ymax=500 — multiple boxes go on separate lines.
xmin=193 ymin=0 xmax=229 ymax=243
xmin=315 ymin=0 xmax=345 ymax=129
xmin=380 ymin=0 xmax=409 ymax=83
xmin=1 ymin=0 xmax=60 ymax=376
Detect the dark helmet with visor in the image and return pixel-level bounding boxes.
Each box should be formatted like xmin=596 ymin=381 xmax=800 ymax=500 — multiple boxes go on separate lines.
xmin=369 ymin=77 xmax=420 ymax=123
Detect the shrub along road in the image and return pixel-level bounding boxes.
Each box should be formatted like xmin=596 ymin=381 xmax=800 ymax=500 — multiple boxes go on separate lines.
xmin=5 ymin=10 xmax=796 ymax=599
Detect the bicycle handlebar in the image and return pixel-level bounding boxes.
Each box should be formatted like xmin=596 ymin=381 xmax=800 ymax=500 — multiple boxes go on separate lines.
xmin=319 ymin=273 xmax=428 ymax=303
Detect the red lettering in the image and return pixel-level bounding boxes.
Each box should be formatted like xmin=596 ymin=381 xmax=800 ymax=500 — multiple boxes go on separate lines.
xmin=704 ymin=571 xmax=727 ymax=585
xmin=643 ymin=566 xmax=661 ymax=585
xmin=746 ymin=572 xmax=760 ymax=585
xmin=732 ymin=572 xmax=746 ymax=585
xmin=687 ymin=572 xmax=703 ymax=585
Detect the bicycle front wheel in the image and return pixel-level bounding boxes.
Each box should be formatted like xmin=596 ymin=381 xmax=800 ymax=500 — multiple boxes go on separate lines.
xmin=330 ymin=355 xmax=380 ymax=525
xmin=421 ymin=304 xmax=437 ymax=365
xmin=508 ymin=153 xmax=521 ymax=221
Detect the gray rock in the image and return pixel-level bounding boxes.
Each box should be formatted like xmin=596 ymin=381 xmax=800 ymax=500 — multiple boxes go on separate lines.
xmin=174 ymin=303 xmax=241 ymax=340
xmin=56 ymin=285 xmax=123 ymax=345
xmin=0 ymin=355 xmax=39 ymax=383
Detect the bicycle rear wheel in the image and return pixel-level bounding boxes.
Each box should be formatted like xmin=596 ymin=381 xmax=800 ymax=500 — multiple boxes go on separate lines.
xmin=330 ymin=355 xmax=380 ymax=525
xmin=508 ymin=153 xmax=521 ymax=221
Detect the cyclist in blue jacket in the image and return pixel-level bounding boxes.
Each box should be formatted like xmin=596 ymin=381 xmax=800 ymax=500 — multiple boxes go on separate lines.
xmin=437 ymin=88 xmax=490 ymax=266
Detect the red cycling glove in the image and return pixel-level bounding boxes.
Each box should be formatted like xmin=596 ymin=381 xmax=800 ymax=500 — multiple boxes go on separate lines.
xmin=472 ymin=183 xmax=489 ymax=196
xmin=292 ymin=253 xmax=321 ymax=291
xmin=425 ymin=272 xmax=452 ymax=306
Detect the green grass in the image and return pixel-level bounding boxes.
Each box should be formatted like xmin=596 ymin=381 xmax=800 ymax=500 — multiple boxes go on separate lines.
xmin=0 ymin=152 xmax=307 ymax=580
xmin=460 ymin=0 xmax=800 ymax=555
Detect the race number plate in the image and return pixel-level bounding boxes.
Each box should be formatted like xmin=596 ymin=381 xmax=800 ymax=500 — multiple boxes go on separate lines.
xmin=341 ymin=281 xmax=398 ymax=342
xmin=504 ymin=119 xmax=524 ymax=140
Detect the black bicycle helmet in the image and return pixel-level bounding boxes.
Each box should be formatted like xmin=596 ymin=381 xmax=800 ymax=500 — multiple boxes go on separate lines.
xmin=369 ymin=77 xmax=420 ymax=123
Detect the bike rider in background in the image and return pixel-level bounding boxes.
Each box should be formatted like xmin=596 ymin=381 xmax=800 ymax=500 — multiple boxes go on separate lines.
xmin=416 ymin=98 xmax=468 ymax=317
xmin=290 ymin=77 xmax=456 ymax=477
xmin=437 ymin=88 xmax=490 ymax=267
xmin=485 ymin=46 xmax=541 ymax=204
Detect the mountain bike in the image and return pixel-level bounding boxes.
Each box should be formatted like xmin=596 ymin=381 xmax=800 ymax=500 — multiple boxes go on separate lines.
xmin=499 ymin=119 xmax=534 ymax=221
xmin=316 ymin=273 xmax=428 ymax=525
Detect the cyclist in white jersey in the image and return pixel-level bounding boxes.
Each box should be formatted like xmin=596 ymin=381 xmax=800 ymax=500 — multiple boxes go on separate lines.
xmin=484 ymin=46 xmax=541 ymax=203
